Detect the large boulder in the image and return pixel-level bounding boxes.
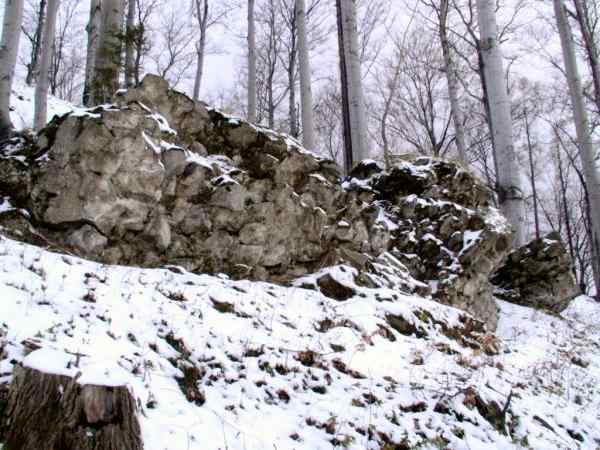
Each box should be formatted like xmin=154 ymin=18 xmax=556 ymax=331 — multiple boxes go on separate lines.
xmin=491 ymin=232 xmax=580 ymax=312
xmin=0 ymin=75 xmax=516 ymax=329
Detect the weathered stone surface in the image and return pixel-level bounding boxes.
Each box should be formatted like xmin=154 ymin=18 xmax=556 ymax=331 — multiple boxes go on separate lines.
xmin=345 ymin=158 xmax=512 ymax=329
xmin=491 ymin=232 xmax=579 ymax=312
xmin=0 ymin=76 xmax=526 ymax=329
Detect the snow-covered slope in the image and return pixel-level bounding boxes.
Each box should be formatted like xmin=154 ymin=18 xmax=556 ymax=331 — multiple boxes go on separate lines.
xmin=8 ymin=82 xmax=78 ymax=130
xmin=1 ymin=235 xmax=599 ymax=450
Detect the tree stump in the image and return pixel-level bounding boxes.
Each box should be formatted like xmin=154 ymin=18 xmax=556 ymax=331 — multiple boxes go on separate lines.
xmin=3 ymin=363 xmax=143 ymax=450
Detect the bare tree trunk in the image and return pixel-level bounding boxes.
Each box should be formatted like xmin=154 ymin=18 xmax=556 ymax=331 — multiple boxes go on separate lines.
xmin=572 ymin=0 xmax=600 ymax=114
xmin=338 ymin=0 xmax=368 ymax=164
xmin=92 ymin=0 xmax=125 ymax=105
xmin=439 ymin=0 xmax=467 ymax=163
xmin=476 ymin=0 xmax=526 ymax=247
xmin=34 ymin=0 xmax=60 ymax=131
xmin=554 ymin=0 xmax=600 ymax=300
xmin=336 ymin=0 xmax=353 ymax=174
xmin=83 ymin=0 xmax=102 ymax=106
xmin=555 ymin=142 xmax=578 ymax=283
xmin=192 ymin=0 xmax=209 ymax=101
xmin=124 ymin=0 xmax=136 ymax=88
xmin=0 ymin=0 xmax=25 ymax=142
xmin=296 ymin=0 xmax=315 ymax=150
xmin=247 ymin=0 xmax=257 ymax=123
xmin=524 ymin=109 xmax=540 ymax=239
xmin=25 ymin=0 xmax=48 ymax=86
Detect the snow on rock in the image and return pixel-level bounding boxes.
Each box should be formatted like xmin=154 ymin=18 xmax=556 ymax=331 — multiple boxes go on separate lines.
xmin=0 ymin=235 xmax=599 ymax=449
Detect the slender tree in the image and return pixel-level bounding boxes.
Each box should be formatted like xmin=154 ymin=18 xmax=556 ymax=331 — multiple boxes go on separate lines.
xmin=192 ymin=0 xmax=209 ymax=100
xmin=337 ymin=0 xmax=368 ymax=167
xmin=438 ymin=0 xmax=467 ymax=163
xmin=554 ymin=0 xmax=600 ymax=299
xmin=34 ymin=0 xmax=60 ymax=131
xmin=125 ymin=0 xmax=137 ymax=88
xmin=476 ymin=0 xmax=525 ymax=247
xmin=0 ymin=0 xmax=25 ymax=141
xmin=247 ymin=0 xmax=257 ymax=122
xmin=296 ymin=0 xmax=315 ymax=150
xmin=92 ymin=0 xmax=125 ymax=105
xmin=336 ymin=0 xmax=353 ymax=173
xmin=83 ymin=0 xmax=102 ymax=106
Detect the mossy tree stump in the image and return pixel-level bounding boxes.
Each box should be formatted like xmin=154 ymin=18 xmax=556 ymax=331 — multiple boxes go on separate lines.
xmin=3 ymin=364 xmax=143 ymax=450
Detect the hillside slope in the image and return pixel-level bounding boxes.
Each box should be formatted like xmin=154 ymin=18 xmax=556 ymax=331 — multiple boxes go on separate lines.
xmin=1 ymin=234 xmax=599 ymax=450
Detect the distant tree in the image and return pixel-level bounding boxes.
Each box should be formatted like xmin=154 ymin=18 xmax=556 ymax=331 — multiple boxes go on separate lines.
xmin=34 ymin=0 xmax=60 ymax=131
xmin=23 ymin=0 xmax=47 ymax=86
xmin=0 ymin=0 xmax=25 ymax=141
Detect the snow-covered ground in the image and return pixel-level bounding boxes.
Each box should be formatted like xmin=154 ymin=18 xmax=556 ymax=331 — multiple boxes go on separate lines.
xmin=8 ymin=82 xmax=77 ymax=130
xmin=1 ymin=234 xmax=599 ymax=450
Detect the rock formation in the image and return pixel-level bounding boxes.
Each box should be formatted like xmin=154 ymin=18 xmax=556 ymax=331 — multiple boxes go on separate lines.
xmin=0 ymin=75 xmax=577 ymax=329
xmin=491 ymin=232 xmax=580 ymax=312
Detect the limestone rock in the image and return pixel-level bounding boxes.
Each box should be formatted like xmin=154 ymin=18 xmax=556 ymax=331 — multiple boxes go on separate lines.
xmin=0 ymin=76 xmax=527 ymax=329
xmin=491 ymin=232 xmax=579 ymax=312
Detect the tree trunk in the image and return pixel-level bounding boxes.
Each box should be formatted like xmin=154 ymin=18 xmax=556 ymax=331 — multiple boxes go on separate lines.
xmin=0 ymin=0 xmax=25 ymax=142
xmin=247 ymin=0 xmax=257 ymax=123
xmin=193 ymin=0 xmax=209 ymax=101
xmin=338 ymin=0 xmax=368 ymax=164
xmin=336 ymin=0 xmax=353 ymax=174
xmin=83 ymin=0 xmax=102 ymax=106
xmin=554 ymin=0 xmax=600 ymax=300
xmin=572 ymin=0 xmax=600 ymax=114
xmin=3 ymin=364 xmax=142 ymax=450
xmin=25 ymin=0 xmax=47 ymax=86
xmin=34 ymin=0 xmax=60 ymax=132
xmin=124 ymin=0 xmax=137 ymax=88
xmin=476 ymin=0 xmax=526 ymax=247
xmin=296 ymin=0 xmax=316 ymax=150
xmin=439 ymin=0 xmax=467 ymax=163
xmin=92 ymin=0 xmax=125 ymax=105
xmin=525 ymin=110 xmax=540 ymax=240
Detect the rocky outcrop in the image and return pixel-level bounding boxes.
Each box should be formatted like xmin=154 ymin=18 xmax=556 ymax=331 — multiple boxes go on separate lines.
xmin=491 ymin=232 xmax=579 ymax=312
xmin=345 ymin=158 xmax=512 ymax=329
xmin=0 ymin=75 xmax=516 ymax=329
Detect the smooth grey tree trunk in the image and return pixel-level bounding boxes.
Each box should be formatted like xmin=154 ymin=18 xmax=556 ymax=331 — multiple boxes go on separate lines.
xmin=92 ymin=0 xmax=125 ymax=105
xmin=524 ymin=109 xmax=540 ymax=240
xmin=336 ymin=0 xmax=353 ymax=173
xmin=296 ymin=0 xmax=315 ymax=150
xmin=338 ymin=0 xmax=367 ymax=163
xmin=83 ymin=0 xmax=102 ymax=106
xmin=439 ymin=0 xmax=467 ymax=163
xmin=193 ymin=0 xmax=209 ymax=101
xmin=124 ymin=0 xmax=136 ymax=88
xmin=554 ymin=0 xmax=600 ymax=299
xmin=0 ymin=0 xmax=25 ymax=141
xmin=247 ymin=0 xmax=257 ymax=123
xmin=34 ymin=0 xmax=59 ymax=131
xmin=476 ymin=0 xmax=525 ymax=247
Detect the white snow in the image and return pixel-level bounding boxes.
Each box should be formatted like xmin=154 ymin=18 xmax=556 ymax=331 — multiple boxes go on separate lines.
xmin=0 ymin=235 xmax=598 ymax=449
